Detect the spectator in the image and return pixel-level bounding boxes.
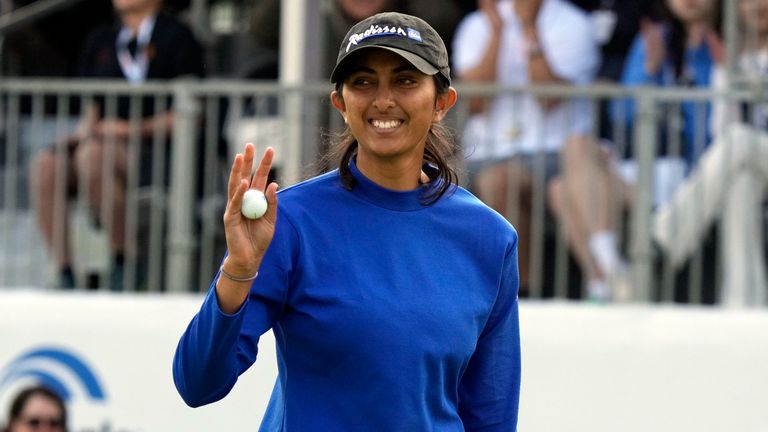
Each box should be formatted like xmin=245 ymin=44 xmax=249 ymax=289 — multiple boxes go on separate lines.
xmin=243 ymin=0 xmax=282 ymax=79
xmin=610 ymin=0 xmax=722 ymax=301
xmin=452 ymin=0 xmax=599 ymax=295
xmin=246 ymin=0 xmax=466 ymax=81
xmin=0 ymin=0 xmax=113 ymax=78
xmin=568 ymin=0 xmax=654 ymax=81
xmin=325 ymin=0 xmax=399 ymax=72
xmin=29 ymin=0 xmax=205 ymax=290
xmin=246 ymin=0 xmax=397 ymax=81
xmin=2 ymin=385 xmax=67 ymax=432
xmin=653 ymin=0 xmax=768 ymax=305
xmin=568 ymin=0 xmax=654 ymax=143
xmin=615 ymin=0 xmax=722 ymax=170
xmin=548 ymin=1 xmax=655 ymax=300
xmin=547 ymin=134 xmax=633 ymax=301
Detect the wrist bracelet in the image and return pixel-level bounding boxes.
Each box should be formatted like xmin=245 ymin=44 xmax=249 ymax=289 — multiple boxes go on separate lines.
xmin=219 ymin=266 xmax=258 ymax=282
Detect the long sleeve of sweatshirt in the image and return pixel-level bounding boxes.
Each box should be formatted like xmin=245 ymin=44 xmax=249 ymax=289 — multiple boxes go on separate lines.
xmin=172 ymin=214 xmax=298 ymax=407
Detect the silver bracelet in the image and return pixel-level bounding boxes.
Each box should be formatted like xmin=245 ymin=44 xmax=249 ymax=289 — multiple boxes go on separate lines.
xmin=219 ymin=266 xmax=258 ymax=282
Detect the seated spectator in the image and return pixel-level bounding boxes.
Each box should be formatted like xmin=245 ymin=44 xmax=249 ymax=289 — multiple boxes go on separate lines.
xmin=548 ymin=1 xmax=654 ymax=300
xmin=0 ymin=0 xmax=113 ymax=78
xmin=29 ymin=0 xmax=205 ymax=290
xmin=568 ymin=0 xmax=654 ymax=82
xmin=247 ymin=0 xmax=465 ymax=80
xmin=2 ymin=385 xmax=67 ymax=432
xmin=612 ymin=0 xmax=740 ymax=302
xmin=452 ymin=0 xmax=600 ymax=296
xmin=547 ymin=135 xmax=633 ymax=301
xmin=247 ymin=0 xmax=399 ymax=80
xmin=653 ymin=0 xmax=768 ymax=306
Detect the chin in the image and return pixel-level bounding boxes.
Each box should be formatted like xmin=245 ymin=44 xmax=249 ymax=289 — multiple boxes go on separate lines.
xmin=359 ymin=143 xmax=409 ymax=160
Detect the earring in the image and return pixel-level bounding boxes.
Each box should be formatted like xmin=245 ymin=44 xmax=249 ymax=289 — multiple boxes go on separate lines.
xmin=343 ymin=116 xmax=348 ymax=124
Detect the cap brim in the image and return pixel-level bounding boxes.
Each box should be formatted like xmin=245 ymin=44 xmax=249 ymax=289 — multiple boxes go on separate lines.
xmin=331 ymin=46 xmax=439 ymax=84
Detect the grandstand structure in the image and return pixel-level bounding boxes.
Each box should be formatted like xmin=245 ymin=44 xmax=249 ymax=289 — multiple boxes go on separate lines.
xmin=1 ymin=2 xmax=767 ymax=432
xmin=0 ymin=0 xmax=765 ymax=306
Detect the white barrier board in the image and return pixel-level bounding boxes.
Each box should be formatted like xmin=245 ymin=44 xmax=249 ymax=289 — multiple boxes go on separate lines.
xmin=0 ymin=290 xmax=276 ymax=432
xmin=0 ymin=290 xmax=766 ymax=431
xmin=519 ymin=301 xmax=768 ymax=432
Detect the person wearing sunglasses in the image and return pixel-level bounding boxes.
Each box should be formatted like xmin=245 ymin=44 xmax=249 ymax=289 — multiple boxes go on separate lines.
xmin=2 ymin=386 xmax=67 ymax=432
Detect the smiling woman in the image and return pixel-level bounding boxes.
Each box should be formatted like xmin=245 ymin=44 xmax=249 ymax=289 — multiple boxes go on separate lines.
xmin=174 ymin=12 xmax=521 ymax=431
xmin=327 ymin=48 xmax=458 ymax=203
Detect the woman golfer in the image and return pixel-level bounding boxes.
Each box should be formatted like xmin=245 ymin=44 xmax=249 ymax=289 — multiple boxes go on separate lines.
xmin=173 ymin=12 xmax=521 ymax=431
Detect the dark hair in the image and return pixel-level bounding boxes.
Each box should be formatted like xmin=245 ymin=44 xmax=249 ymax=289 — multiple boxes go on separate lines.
xmin=655 ymin=0 xmax=722 ymax=82
xmin=322 ymin=74 xmax=459 ymax=205
xmin=5 ymin=386 xmax=67 ymax=432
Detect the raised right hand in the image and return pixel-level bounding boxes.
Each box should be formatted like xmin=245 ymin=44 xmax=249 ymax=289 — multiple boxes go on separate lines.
xmin=221 ymin=143 xmax=279 ymax=279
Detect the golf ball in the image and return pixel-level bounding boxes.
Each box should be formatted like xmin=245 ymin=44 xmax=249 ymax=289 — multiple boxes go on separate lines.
xmin=241 ymin=189 xmax=268 ymax=219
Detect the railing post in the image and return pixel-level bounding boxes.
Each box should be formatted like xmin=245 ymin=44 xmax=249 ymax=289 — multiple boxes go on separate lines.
xmin=279 ymin=0 xmax=323 ymax=185
xmin=629 ymin=91 xmax=657 ymax=302
xmin=166 ymin=81 xmax=200 ymax=292
xmin=723 ymin=1 xmax=739 ymax=82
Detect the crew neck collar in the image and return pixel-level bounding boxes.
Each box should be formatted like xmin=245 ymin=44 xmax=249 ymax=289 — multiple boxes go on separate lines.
xmin=347 ymin=157 xmax=431 ymax=212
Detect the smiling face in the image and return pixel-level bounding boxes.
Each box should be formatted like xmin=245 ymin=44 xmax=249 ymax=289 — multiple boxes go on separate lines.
xmin=666 ymin=0 xmax=716 ymax=24
xmin=331 ymin=49 xmax=455 ymax=176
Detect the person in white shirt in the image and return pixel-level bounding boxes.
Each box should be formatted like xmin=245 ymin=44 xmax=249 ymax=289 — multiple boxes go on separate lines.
xmin=453 ymin=0 xmax=605 ymax=296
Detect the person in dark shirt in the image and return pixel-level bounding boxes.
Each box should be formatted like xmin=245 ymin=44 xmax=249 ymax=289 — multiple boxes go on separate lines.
xmin=29 ymin=0 xmax=204 ymax=290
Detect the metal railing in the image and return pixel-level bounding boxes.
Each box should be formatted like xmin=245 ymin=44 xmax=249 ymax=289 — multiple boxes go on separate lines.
xmin=1 ymin=78 xmax=765 ymax=306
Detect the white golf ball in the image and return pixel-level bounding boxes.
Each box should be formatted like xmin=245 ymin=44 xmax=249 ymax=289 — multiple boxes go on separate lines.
xmin=241 ymin=189 xmax=268 ymax=219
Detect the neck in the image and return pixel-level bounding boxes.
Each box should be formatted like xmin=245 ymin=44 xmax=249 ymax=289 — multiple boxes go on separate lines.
xmin=120 ymin=7 xmax=158 ymax=33
xmin=355 ymin=150 xmax=423 ymax=191
xmin=686 ymin=22 xmax=709 ymax=47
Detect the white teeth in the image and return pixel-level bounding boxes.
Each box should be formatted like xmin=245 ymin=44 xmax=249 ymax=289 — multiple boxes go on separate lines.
xmin=372 ymin=119 xmax=401 ymax=129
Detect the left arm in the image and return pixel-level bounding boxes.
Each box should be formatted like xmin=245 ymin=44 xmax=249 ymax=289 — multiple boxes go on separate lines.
xmin=459 ymin=236 xmax=521 ymax=431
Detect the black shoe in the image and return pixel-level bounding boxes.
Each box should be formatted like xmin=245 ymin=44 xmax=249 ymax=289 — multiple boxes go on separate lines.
xmin=59 ymin=268 xmax=76 ymax=290
xmin=109 ymin=255 xmax=125 ymax=292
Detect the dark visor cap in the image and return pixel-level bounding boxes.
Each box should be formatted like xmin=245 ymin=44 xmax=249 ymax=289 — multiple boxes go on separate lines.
xmin=330 ymin=12 xmax=451 ymax=86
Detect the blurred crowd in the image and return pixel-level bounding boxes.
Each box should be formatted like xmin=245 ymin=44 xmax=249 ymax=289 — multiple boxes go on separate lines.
xmin=2 ymin=0 xmax=767 ymax=305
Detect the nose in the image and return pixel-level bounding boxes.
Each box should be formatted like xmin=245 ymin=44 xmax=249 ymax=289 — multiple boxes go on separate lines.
xmin=372 ymin=82 xmax=395 ymax=111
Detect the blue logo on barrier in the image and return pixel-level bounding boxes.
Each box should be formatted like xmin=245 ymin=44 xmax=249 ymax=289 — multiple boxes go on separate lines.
xmin=0 ymin=346 xmax=106 ymax=402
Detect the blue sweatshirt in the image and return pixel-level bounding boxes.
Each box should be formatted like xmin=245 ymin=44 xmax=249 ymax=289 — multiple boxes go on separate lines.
xmin=614 ymin=32 xmax=713 ymax=168
xmin=173 ymin=159 xmax=521 ymax=431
